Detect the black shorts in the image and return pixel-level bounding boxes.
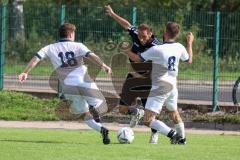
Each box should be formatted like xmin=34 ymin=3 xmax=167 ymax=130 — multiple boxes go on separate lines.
xmin=119 ymin=73 xmax=151 ymax=107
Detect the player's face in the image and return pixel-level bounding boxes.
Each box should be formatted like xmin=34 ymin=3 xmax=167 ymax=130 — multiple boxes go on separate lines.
xmin=138 ymin=30 xmax=152 ymax=45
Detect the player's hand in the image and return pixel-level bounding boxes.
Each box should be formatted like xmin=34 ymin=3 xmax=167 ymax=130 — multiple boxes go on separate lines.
xmin=18 ymin=72 xmax=28 ymax=82
xmin=119 ymin=41 xmax=131 ymax=52
xmin=102 ymin=64 xmax=112 ymax=74
xmin=105 ymin=5 xmax=114 ymax=17
xmin=187 ymin=32 xmax=194 ymax=44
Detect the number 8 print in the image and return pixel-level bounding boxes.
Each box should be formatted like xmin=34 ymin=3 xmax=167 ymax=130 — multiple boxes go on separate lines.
xmin=168 ymin=56 xmax=176 ymax=71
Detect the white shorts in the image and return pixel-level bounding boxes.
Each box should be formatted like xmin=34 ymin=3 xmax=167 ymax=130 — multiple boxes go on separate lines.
xmin=64 ymin=94 xmax=104 ymax=114
xmin=145 ymin=87 xmax=178 ymax=114
xmin=61 ymin=66 xmax=105 ymax=114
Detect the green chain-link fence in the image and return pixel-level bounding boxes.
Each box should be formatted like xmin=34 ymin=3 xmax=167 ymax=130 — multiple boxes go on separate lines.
xmin=0 ymin=4 xmax=6 ymax=91
xmin=1 ymin=4 xmax=240 ymax=109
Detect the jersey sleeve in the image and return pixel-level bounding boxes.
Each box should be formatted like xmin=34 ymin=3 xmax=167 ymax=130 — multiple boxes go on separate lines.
xmin=77 ymin=43 xmax=93 ymax=57
xmin=180 ymin=45 xmax=190 ymax=62
xmin=140 ymin=46 xmax=159 ymax=62
xmin=127 ymin=25 xmax=137 ymax=37
xmin=35 ymin=45 xmax=50 ymax=60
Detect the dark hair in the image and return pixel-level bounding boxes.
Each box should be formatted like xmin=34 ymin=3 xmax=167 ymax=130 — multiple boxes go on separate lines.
xmin=138 ymin=23 xmax=152 ymax=33
xmin=59 ymin=23 xmax=76 ymax=38
xmin=166 ymin=22 xmax=180 ymax=39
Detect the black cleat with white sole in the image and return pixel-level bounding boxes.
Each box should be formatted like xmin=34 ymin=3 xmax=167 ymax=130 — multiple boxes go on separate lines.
xmin=178 ymin=137 xmax=187 ymax=145
xmin=101 ymin=127 xmax=110 ymax=145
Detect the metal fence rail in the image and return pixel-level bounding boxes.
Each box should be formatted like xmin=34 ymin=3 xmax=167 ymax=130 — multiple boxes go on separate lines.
xmin=1 ymin=4 xmax=240 ymax=108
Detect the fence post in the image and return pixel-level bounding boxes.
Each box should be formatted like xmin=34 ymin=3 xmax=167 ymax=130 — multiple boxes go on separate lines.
xmin=132 ymin=7 xmax=137 ymax=26
xmin=213 ymin=12 xmax=220 ymax=112
xmin=60 ymin=4 xmax=65 ymax=25
xmin=0 ymin=4 xmax=7 ymax=91
xmin=57 ymin=4 xmax=66 ymax=97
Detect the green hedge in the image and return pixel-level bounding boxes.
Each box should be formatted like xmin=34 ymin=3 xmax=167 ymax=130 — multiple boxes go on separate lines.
xmin=0 ymin=91 xmax=60 ymax=121
xmin=193 ymin=114 xmax=240 ymax=124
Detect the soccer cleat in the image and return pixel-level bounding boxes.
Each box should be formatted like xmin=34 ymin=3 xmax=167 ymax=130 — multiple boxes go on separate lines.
xmin=178 ymin=137 xmax=187 ymax=145
xmin=169 ymin=131 xmax=187 ymax=145
xmin=149 ymin=132 xmax=159 ymax=144
xmin=101 ymin=127 xmax=110 ymax=145
xmin=129 ymin=108 xmax=144 ymax=128
xmin=169 ymin=130 xmax=178 ymax=144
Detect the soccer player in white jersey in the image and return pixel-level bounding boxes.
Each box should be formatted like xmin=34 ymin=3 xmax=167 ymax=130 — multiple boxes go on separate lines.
xmin=122 ymin=22 xmax=194 ymax=144
xmin=18 ymin=23 xmax=112 ymax=145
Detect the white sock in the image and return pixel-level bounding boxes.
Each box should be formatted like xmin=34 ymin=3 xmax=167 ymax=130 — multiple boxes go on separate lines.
xmin=85 ymin=119 xmax=102 ymax=132
xmin=150 ymin=120 xmax=171 ymax=136
xmin=174 ymin=122 xmax=185 ymax=138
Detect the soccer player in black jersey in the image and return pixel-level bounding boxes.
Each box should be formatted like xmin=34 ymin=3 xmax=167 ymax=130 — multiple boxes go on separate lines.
xmin=105 ymin=5 xmax=162 ymax=144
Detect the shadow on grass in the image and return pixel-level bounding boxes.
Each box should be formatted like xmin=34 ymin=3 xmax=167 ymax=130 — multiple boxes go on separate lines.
xmin=0 ymin=139 xmax=86 ymax=145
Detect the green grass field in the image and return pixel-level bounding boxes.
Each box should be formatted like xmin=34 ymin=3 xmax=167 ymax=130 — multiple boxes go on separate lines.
xmin=0 ymin=128 xmax=239 ymax=160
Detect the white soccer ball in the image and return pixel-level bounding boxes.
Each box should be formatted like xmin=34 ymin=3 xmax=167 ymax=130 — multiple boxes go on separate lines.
xmin=117 ymin=127 xmax=134 ymax=144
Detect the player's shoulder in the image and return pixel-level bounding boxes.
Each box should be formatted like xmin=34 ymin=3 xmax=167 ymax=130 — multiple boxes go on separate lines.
xmin=151 ymin=38 xmax=162 ymax=46
xmin=57 ymin=41 xmax=86 ymax=47
xmin=75 ymin=42 xmax=89 ymax=49
xmin=128 ymin=25 xmax=138 ymax=34
xmin=147 ymin=45 xmax=161 ymax=52
xmin=71 ymin=41 xmax=84 ymax=46
xmin=163 ymin=41 xmax=184 ymax=47
xmin=175 ymin=42 xmax=184 ymax=46
xmin=128 ymin=25 xmax=137 ymax=31
xmin=40 ymin=44 xmax=51 ymax=51
xmin=174 ymin=42 xmax=186 ymax=50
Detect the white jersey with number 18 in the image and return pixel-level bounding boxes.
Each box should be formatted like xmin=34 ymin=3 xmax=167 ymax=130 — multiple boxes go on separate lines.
xmin=36 ymin=40 xmax=93 ymax=87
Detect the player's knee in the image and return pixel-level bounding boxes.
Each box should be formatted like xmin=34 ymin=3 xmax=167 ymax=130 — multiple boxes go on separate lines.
xmin=143 ymin=110 xmax=156 ymax=127
xmin=95 ymin=101 xmax=108 ymax=116
xmin=169 ymin=110 xmax=182 ymax=124
xmin=143 ymin=118 xmax=151 ymax=127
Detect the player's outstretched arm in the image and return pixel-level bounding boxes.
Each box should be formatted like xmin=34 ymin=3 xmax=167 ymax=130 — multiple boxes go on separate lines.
xmin=105 ymin=5 xmax=131 ymax=30
xmin=87 ymin=53 xmax=112 ymax=74
xmin=125 ymin=50 xmax=142 ymax=62
xmin=120 ymin=42 xmax=142 ymax=62
xmin=186 ymin=32 xmax=194 ymax=64
xmin=18 ymin=56 xmax=40 ymax=82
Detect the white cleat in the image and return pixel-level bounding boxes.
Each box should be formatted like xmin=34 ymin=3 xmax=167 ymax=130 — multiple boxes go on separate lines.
xmin=130 ymin=108 xmax=144 ymax=128
xmin=149 ymin=132 xmax=159 ymax=144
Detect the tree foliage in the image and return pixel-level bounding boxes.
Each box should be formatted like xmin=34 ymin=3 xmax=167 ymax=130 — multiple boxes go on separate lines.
xmin=17 ymin=0 xmax=240 ymax=12
xmin=4 ymin=0 xmax=240 ymax=63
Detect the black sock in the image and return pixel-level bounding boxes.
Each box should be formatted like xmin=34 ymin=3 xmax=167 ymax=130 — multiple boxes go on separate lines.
xmin=151 ymin=128 xmax=158 ymax=133
xmin=89 ymin=106 xmax=101 ymax=123
xmin=167 ymin=129 xmax=175 ymax=138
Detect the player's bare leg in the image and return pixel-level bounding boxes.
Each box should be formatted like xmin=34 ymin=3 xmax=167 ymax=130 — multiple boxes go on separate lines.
xmin=144 ymin=109 xmax=177 ymax=144
xmin=119 ymin=98 xmax=158 ymax=143
xmin=119 ymin=101 xmax=158 ymax=143
xmin=119 ymin=104 xmax=129 ymax=114
xmin=119 ymin=104 xmax=144 ymax=128
xmin=89 ymin=100 xmax=109 ymax=123
xmin=140 ymin=98 xmax=159 ymax=144
xmin=169 ymin=110 xmax=186 ymax=144
xmin=128 ymin=105 xmax=144 ymax=128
